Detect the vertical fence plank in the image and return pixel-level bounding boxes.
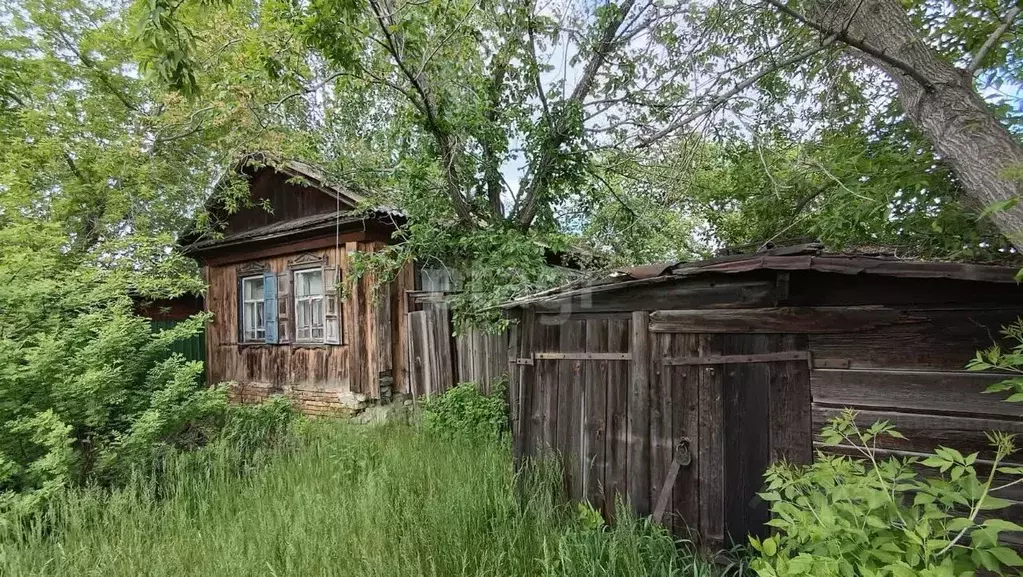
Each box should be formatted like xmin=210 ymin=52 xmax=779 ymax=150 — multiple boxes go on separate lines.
xmin=539 ymin=322 xmax=560 ymax=452
xmin=769 ymin=334 xmax=812 ymax=465
xmin=628 ymin=311 xmax=651 ymax=515
xmin=584 ymin=319 xmax=609 ymax=512
xmin=673 ymin=333 xmax=701 ymax=536
xmin=722 ymin=334 xmax=772 ymax=541
xmin=507 ymin=321 xmax=522 ymax=461
xmin=605 ymin=318 xmax=630 ymax=520
xmin=649 ymin=332 xmax=672 ymax=522
xmin=565 ymin=320 xmax=586 ymax=501
xmin=698 ymin=334 xmax=725 ymax=545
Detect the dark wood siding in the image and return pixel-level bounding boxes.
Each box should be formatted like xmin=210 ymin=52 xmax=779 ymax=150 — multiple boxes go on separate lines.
xmin=509 ymin=267 xmax=1023 ymax=547
xmin=224 ymin=169 xmax=347 ymax=235
xmin=509 ymin=311 xmax=812 ymax=547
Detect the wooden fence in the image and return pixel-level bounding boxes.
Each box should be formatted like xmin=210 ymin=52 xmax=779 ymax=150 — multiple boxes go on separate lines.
xmin=406 ymin=305 xmax=509 ymax=397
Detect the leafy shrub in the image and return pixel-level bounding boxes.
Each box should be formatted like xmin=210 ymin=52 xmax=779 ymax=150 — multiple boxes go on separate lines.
xmin=420 ymin=381 xmax=508 ymax=442
xmin=749 ymin=410 xmax=1023 ymax=576
xmin=968 ymin=318 xmax=1023 ymax=403
xmin=0 ymin=230 xmax=245 ymax=519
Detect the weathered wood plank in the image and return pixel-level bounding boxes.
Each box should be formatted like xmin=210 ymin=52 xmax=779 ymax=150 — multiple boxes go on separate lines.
xmin=507 ymin=320 xmax=521 ymax=462
xmin=809 ymin=308 xmax=1023 ymax=371
xmin=528 ymin=321 xmax=552 ymax=454
xmin=650 ymin=306 xmax=926 ymax=334
xmin=584 ymin=319 xmax=609 ymax=511
xmin=628 ymin=311 xmax=652 ymax=515
xmin=663 ymin=351 xmax=809 ymax=365
xmin=811 ymin=369 xmax=1022 ymax=418
xmin=407 ymin=311 xmax=428 ymax=398
xmin=539 ymin=323 xmax=560 ymax=452
xmin=770 ymin=335 xmax=812 ymax=465
xmin=565 ymin=320 xmax=586 ymax=501
xmin=532 ymin=279 xmax=778 ymax=314
xmin=649 ymin=332 xmax=671 ymax=525
xmin=813 ymin=406 xmax=1023 ymax=463
xmin=605 ymin=318 xmax=631 ymax=521
xmin=698 ymin=334 xmax=725 ymax=545
xmin=672 ymin=333 xmax=701 ymax=536
xmin=722 ymin=334 xmax=772 ymax=541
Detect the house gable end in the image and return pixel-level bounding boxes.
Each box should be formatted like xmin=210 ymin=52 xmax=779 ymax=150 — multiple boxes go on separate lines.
xmin=223 ymin=166 xmax=359 ymax=236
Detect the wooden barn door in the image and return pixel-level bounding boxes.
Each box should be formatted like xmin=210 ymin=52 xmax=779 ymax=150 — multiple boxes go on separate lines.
xmin=508 ymin=311 xmax=633 ymax=518
xmin=508 ymin=310 xmax=813 ymax=547
xmin=649 ymin=311 xmax=813 ymax=545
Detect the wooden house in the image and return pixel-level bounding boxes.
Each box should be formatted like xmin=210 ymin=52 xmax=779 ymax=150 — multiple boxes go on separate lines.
xmin=181 ymin=155 xmax=416 ymax=414
xmin=501 ymin=244 xmax=1023 ymax=546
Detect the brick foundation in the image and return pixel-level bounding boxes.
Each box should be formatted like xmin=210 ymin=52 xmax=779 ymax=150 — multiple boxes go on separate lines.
xmin=227 ymin=382 xmax=368 ymax=417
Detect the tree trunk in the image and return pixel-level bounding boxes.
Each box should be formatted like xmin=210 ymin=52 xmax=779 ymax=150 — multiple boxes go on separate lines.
xmin=820 ymin=0 xmax=1023 ymax=249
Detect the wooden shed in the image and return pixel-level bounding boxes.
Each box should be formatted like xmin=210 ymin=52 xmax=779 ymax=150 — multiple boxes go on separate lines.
xmin=501 ymin=244 xmax=1023 ymax=546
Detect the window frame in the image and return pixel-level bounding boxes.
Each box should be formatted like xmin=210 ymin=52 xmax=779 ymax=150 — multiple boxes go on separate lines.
xmin=240 ymin=274 xmax=266 ymax=343
xmin=292 ymin=267 xmax=325 ymax=343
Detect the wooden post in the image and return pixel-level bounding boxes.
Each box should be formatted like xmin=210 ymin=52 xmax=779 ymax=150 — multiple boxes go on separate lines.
xmin=628 ymin=311 xmax=651 ymax=514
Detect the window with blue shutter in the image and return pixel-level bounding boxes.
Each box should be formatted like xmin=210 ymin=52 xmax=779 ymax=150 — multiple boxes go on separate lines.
xmin=263 ymin=271 xmax=278 ymax=344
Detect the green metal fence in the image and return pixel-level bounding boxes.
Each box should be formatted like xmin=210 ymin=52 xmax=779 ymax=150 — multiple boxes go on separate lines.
xmin=151 ymin=320 xmax=207 ymax=383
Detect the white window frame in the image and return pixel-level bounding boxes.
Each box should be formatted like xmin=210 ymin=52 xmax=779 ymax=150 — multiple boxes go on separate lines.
xmin=293 ymin=268 xmax=325 ymax=343
xmin=241 ymin=275 xmax=265 ymax=343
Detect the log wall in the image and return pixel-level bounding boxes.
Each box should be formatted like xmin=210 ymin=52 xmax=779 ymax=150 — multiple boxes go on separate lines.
xmin=203 ymin=239 xmax=414 ymax=414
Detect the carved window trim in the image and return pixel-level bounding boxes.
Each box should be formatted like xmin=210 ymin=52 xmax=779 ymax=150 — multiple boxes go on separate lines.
xmin=235 ymin=260 xmax=269 ymax=276
xmin=287 ymin=252 xmax=326 ymax=270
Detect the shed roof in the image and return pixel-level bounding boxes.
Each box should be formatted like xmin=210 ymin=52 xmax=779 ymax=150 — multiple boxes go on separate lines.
xmin=501 ymin=243 xmax=1021 ymax=309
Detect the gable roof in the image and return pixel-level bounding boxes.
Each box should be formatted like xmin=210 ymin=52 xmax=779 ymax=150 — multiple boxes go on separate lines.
xmin=179 ymin=153 xmax=403 ymax=255
xmin=181 ymin=209 xmax=402 ymax=255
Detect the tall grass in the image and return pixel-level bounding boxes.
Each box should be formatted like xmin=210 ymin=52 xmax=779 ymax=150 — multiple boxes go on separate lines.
xmin=0 ymin=420 xmax=725 ymax=577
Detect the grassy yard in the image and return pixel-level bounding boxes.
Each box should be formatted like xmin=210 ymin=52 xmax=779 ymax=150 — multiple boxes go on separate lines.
xmin=0 ymin=420 xmax=734 ymax=577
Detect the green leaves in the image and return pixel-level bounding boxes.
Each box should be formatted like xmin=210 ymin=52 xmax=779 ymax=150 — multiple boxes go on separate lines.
xmin=751 ymin=413 xmax=1023 ymax=577
xmin=420 ymin=381 xmax=508 ymax=442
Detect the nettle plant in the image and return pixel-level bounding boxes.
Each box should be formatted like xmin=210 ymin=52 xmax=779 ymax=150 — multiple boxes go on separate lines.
xmin=750 ymin=410 xmax=1023 ymax=576
xmin=968 ymin=318 xmax=1023 ymax=404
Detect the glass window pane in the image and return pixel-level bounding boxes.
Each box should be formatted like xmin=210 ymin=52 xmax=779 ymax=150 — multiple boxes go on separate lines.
xmin=295 ymin=272 xmax=308 ymax=297
xmin=308 ymin=271 xmax=323 ymax=296
xmin=244 ymin=277 xmax=263 ymax=301
xmin=256 ymin=301 xmax=264 ymax=329
xmin=312 ymin=299 xmax=323 ymax=326
xmin=244 ymin=303 xmax=253 ymax=336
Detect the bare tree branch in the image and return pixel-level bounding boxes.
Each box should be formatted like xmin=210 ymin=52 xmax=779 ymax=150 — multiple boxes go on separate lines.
xmin=966 ymin=6 xmax=1022 ymax=76
xmin=368 ymin=0 xmax=475 ymax=223
xmin=514 ymin=0 xmax=638 ymax=228
xmin=763 ymin=0 xmax=936 ymax=91
xmin=637 ymin=35 xmax=838 ymax=147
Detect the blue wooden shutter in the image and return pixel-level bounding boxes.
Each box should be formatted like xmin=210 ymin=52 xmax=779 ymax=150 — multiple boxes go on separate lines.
xmin=264 ymin=271 xmax=278 ymax=344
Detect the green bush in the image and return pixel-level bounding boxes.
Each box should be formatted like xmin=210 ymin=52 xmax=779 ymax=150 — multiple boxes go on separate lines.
xmin=749 ymin=410 xmax=1023 ymax=576
xmin=420 ymin=381 xmax=509 ymax=442
xmin=0 ymin=229 xmax=288 ymax=521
